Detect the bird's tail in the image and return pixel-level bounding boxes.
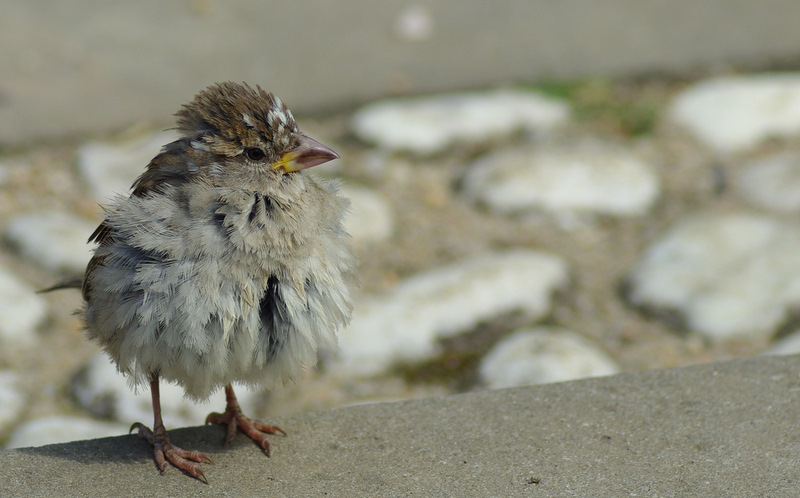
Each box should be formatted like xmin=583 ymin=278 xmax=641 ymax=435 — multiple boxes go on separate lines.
xmin=37 ymin=278 xmax=83 ymax=293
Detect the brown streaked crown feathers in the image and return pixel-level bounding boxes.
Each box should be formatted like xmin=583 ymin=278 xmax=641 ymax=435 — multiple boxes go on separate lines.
xmin=128 ymin=82 xmax=299 ymax=198
xmin=175 ymin=82 xmax=300 ymax=158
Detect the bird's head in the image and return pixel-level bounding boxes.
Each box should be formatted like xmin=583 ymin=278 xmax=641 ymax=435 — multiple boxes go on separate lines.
xmin=169 ymin=82 xmax=338 ymax=188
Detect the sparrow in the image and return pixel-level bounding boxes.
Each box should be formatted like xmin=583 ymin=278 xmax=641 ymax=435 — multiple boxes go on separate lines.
xmin=75 ymin=82 xmax=355 ymax=481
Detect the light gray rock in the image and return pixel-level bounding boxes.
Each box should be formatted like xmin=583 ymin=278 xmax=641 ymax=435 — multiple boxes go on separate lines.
xmin=334 ymin=250 xmax=569 ymax=375
xmin=4 ymin=211 xmax=96 ymax=273
xmin=393 ymin=4 xmax=435 ymax=42
xmin=351 ymin=89 xmax=569 ymax=155
xmin=73 ymin=353 xmax=259 ymax=430
xmin=463 ymin=142 xmax=659 ymax=218
xmin=339 ymin=185 xmax=394 ymax=246
xmin=77 ymin=131 xmax=180 ymax=201
xmin=737 ymin=153 xmax=800 ymax=213
xmin=669 ymin=74 xmax=800 ymax=153
xmin=479 ymin=327 xmax=619 ymax=388
xmin=0 ymin=372 xmax=26 ymax=437
xmin=0 ymin=266 xmax=46 ymax=348
xmin=627 ymin=212 xmax=800 ymax=341
xmin=5 ymin=416 xmax=128 ymax=449
xmin=765 ymin=331 xmax=800 ymax=356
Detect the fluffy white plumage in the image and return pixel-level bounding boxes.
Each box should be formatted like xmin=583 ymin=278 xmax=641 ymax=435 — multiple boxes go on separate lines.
xmin=85 ymin=178 xmax=353 ymax=399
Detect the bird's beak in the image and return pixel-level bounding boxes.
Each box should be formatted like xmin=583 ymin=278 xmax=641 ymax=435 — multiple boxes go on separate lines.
xmin=274 ymin=133 xmax=340 ymax=172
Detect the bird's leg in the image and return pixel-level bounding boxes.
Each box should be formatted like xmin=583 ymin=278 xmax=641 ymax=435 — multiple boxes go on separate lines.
xmin=130 ymin=373 xmax=213 ymax=482
xmin=205 ymin=384 xmax=286 ymax=456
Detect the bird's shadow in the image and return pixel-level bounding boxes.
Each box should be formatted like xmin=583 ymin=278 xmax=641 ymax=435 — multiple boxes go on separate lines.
xmin=13 ymin=424 xmax=238 ymax=466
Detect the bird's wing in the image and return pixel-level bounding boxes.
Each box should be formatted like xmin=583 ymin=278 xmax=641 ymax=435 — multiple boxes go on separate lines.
xmin=131 ymin=139 xmax=196 ymax=197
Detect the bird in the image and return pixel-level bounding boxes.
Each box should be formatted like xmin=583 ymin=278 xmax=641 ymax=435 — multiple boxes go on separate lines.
xmin=73 ymin=82 xmax=355 ymax=481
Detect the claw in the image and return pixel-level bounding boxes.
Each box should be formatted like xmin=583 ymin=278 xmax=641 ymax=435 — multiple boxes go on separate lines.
xmin=254 ymin=420 xmax=287 ymax=437
xmin=135 ymin=374 xmax=213 ymax=482
xmin=206 ymin=384 xmax=286 ymax=455
xmin=130 ymin=420 xmax=212 ymax=482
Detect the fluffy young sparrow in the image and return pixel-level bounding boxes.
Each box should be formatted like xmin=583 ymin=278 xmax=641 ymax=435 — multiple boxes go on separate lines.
xmin=79 ymin=82 xmax=355 ymax=481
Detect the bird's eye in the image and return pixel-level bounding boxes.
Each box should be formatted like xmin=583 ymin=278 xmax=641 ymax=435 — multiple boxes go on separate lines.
xmin=244 ymin=147 xmax=266 ymax=161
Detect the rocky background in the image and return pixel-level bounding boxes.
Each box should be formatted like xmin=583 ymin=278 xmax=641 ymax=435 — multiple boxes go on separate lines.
xmin=3 ymin=2 xmax=800 ymax=448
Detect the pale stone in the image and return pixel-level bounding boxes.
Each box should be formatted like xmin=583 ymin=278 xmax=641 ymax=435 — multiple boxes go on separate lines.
xmin=479 ymin=327 xmax=619 ymax=388
xmin=737 ymin=153 xmax=800 ymax=213
xmin=0 ymin=266 xmax=46 ymax=348
xmin=352 ymin=90 xmax=569 ymax=155
xmin=627 ymin=212 xmax=800 ymax=341
xmin=5 ymin=211 xmax=96 ymax=273
xmin=5 ymin=416 xmax=128 ymax=449
xmin=334 ymin=250 xmax=569 ymax=375
xmin=340 ymin=185 xmax=394 ymax=245
xmin=0 ymin=372 xmax=26 ymax=436
xmin=670 ymin=74 xmax=800 ymax=153
xmin=77 ymin=131 xmax=180 ymax=201
xmin=394 ymin=5 xmax=435 ymax=41
xmin=463 ymin=142 xmax=659 ymax=217
xmin=765 ymin=332 xmax=800 ymax=357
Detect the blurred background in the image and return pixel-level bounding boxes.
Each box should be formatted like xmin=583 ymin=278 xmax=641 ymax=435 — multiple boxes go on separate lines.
xmin=3 ymin=0 xmax=800 ymax=448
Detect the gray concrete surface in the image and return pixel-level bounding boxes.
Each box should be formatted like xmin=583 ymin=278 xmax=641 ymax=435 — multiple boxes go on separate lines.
xmin=3 ymin=1 xmax=800 ymax=144
xmin=2 ymin=355 xmax=799 ymax=496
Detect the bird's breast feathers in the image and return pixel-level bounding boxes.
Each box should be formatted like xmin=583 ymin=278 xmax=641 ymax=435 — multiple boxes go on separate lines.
xmin=84 ymin=178 xmax=354 ymax=398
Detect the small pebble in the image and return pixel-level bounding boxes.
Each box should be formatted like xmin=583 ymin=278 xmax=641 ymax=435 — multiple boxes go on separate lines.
xmin=479 ymin=327 xmax=619 ymax=388
xmin=669 ymin=74 xmax=800 ymax=153
xmin=462 ymin=141 xmax=659 ymax=217
xmin=0 ymin=266 xmax=46 ymax=348
xmin=737 ymin=153 xmax=800 ymax=213
xmin=334 ymin=250 xmax=569 ymax=375
xmin=77 ymin=131 xmax=181 ymax=201
xmin=394 ymin=5 xmax=434 ymax=41
xmin=351 ymin=89 xmax=569 ymax=155
xmin=0 ymin=371 xmax=26 ymax=436
xmin=765 ymin=331 xmax=800 ymax=356
xmin=5 ymin=416 xmax=128 ymax=449
xmin=339 ymin=185 xmax=394 ymax=245
xmin=5 ymin=211 xmax=96 ymax=274
xmin=627 ymin=211 xmax=800 ymax=341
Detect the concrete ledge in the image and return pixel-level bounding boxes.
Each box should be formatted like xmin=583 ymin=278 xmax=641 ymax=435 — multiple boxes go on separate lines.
xmin=2 ymin=355 xmax=799 ymax=496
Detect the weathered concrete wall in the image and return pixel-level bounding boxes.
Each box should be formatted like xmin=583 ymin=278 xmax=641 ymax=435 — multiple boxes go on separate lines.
xmin=2 ymin=1 xmax=800 ymax=143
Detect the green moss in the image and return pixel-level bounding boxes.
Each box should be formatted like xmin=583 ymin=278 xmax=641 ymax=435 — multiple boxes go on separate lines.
xmin=533 ymin=78 xmax=667 ymax=137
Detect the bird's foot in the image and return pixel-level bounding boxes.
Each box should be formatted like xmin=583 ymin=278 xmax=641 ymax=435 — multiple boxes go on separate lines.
xmin=130 ymin=422 xmax=213 ymax=483
xmin=205 ymin=405 xmax=286 ymax=456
